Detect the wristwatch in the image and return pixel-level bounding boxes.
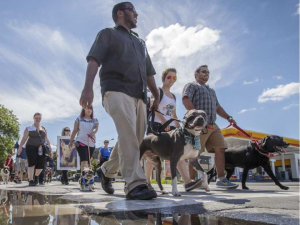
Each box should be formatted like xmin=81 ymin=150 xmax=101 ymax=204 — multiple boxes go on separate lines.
xmin=227 ymin=116 xmax=233 ymax=120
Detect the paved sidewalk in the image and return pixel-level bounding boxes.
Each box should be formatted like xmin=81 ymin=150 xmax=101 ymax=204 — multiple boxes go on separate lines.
xmin=1 ymin=181 xmax=299 ymax=224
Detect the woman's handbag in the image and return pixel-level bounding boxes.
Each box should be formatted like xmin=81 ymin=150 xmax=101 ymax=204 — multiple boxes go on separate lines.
xmin=37 ymin=129 xmax=50 ymax=156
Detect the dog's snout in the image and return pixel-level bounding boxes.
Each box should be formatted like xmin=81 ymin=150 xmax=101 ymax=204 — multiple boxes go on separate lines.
xmin=195 ymin=117 xmax=204 ymax=125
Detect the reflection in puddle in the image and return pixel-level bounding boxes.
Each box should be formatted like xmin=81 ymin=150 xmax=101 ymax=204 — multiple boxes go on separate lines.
xmin=0 ymin=190 xmax=269 ymax=224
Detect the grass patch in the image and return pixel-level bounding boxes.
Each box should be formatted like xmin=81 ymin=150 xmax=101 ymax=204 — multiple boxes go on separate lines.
xmin=150 ymin=179 xmax=184 ymax=184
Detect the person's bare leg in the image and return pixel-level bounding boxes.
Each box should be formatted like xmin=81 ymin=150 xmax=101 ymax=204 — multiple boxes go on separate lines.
xmin=28 ymin=166 xmax=34 ymax=181
xmin=177 ymin=160 xmax=192 ymax=184
xmin=35 ymin=169 xmax=42 ymax=176
xmin=145 ymin=160 xmax=154 ymax=184
xmin=214 ymin=148 xmax=226 ymax=178
xmin=188 ymin=164 xmax=196 ymax=180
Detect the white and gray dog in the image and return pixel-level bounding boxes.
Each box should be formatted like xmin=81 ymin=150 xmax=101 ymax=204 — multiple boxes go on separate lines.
xmin=1 ymin=167 xmax=10 ymax=185
xmin=79 ymin=167 xmax=95 ymax=191
xmin=140 ymin=109 xmax=210 ymax=196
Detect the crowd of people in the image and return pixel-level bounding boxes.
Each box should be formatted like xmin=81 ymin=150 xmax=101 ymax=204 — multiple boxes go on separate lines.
xmin=2 ymin=2 xmax=238 ymax=199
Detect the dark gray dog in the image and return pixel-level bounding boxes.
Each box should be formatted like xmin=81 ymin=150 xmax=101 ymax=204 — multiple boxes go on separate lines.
xmin=140 ymin=109 xmax=209 ymax=196
xmin=206 ymin=135 xmax=290 ymax=190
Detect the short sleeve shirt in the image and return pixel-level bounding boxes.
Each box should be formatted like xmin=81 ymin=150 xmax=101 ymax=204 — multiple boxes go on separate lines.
xmin=99 ymin=147 xmax=111 ymax=159
xmin=86 ymin=24 xmax=156 ymax=103
xmin=182 ymin=81 xmax=220 ymax=124
xmin=75 ymin=117 xmax=99 ymax=147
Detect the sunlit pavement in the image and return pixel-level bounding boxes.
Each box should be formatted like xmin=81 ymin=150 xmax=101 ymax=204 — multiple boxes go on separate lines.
xmin=0 ymin=181 xmax=299 ymax=224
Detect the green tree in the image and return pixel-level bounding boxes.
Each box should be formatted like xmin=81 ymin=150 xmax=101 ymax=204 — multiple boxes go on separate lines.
xmin=0 ymin=104 xmax=19 ymax=166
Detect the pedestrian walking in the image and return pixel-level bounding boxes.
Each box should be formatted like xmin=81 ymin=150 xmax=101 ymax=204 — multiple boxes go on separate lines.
xmin=14 ymin=140 xmax=28 ymax=183
xmin=97 ymin=140 xmax=112 ymax=168
xmin=59 ymin=127 xmax=72 ymax=185
xmin=17 ymin=112 xmax=52 ymax=186
xmin=145 ymin=68 xmax=203 ymax=192
xmin=79 ymin=2 xmax=160 ymax=200
xmin=182 ymin=65 xmax=238 ymax=189
xmin=69 ymin=106 xmax=98 ymax=173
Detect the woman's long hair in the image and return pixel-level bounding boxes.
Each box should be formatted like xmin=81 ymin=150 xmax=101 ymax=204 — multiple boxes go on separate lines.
xmin=80 ymin=105 xmax=94 ymax=119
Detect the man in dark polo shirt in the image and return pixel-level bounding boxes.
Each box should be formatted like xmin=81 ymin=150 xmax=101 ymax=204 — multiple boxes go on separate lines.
xmin=80 ymin=2 xmax=159 ymax=200
xmin=182 ymin=65 xmax=239 ymax=189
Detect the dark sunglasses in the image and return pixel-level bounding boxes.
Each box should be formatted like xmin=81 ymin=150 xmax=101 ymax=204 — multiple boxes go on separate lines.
xmin=120 ymin=6 xmax=137 ymax=14
xmin=200 ymin=70 xmax=210 ymax=74
xmin=64 ymin=129 xmax=70 ymax=132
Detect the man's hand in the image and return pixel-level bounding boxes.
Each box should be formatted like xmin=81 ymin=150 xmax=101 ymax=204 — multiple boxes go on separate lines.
xmin=80 ymin=87 xmax=94 ymax=109
xmin=151 ymin=97 xmax=159 ymax=110
xmin=228 ymin=117 xmax=237 ymax=125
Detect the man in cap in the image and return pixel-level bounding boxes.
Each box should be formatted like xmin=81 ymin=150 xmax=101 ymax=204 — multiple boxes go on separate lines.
xmin=80 ymin=2 xmax=159 ymax=200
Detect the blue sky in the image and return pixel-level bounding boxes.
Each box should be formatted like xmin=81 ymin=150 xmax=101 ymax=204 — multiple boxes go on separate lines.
xmin=0 ymin=0 xmax=299 ymax=151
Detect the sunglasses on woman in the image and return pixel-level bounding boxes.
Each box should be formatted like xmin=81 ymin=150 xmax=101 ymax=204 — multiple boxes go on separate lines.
xmin=64 ymin=130 xmax=70 ymax=132
xmin=166 ymin=75 xmax=177 ymax=81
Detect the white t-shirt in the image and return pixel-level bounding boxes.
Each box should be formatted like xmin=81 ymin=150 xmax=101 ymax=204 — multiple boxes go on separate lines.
xmin=151 ymin=92 xmax=176 ymax=127
xmin=75 ymin=117 xmax=98 ymax=147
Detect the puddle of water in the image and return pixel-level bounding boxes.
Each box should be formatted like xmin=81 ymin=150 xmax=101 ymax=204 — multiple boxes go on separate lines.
xmin=0 ymin=190 xmax=270 ymax=225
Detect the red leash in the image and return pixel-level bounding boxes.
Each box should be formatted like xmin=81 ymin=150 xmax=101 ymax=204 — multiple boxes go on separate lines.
xmin=225 ymin=123 xmax=274 ymax=158
xmin=87 ymin=134 xmax=95 ymax=169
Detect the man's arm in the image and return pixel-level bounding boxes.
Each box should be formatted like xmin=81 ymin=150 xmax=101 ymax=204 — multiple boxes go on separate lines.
xmin=182 ymin=96 xmax=195 ymax=110
xmin=147 ymin=75 xmax=159 ymax=110
xmin=98 ymin=151 xmax=101 ymax=162
xmin=216 ymin=105 xmax=236 ymax=125
xmin=79 ymin=58 xmax=99 ymax=108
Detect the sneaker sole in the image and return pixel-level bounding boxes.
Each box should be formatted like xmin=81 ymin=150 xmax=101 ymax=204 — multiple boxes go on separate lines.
xmin=185 ymin=179 xmax=203 ymax=192
xmin=216 ymin=185 xmax=239 ymax=189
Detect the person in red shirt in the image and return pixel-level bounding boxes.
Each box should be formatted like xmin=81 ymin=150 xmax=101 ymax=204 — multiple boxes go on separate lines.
xmin=4 ymin=154 xmax=14 ymax=179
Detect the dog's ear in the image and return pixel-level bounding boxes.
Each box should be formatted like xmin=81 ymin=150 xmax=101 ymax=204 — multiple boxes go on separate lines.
xmin=61 ymin=140 xmax=65 ymax=147
xmin=261 ymin=136 xmax=270 ymax=148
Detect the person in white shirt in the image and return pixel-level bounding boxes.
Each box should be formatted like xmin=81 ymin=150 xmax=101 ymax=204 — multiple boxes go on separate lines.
xmin=145 ymin=68 xmax=203 ymax=192
xmin=69 ymin=106 xmax=99 ymax=172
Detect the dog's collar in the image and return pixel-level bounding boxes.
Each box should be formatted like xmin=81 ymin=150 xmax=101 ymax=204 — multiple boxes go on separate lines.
xmin=82 ymin=176 xmax=94 ymax=185
xmin=251 ymin=140 xmax=274 ymax=158
xmin=179 ymin=128 xmax=201 ymax=151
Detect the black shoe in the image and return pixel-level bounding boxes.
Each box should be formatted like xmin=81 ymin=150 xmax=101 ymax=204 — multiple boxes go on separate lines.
xmin=97 ymin=168 xmax=114 ymax=194
xmin=126 ymin=184 xmax=157 ymax=200
xmin=29 ymin=180 xmax=37 ymax=186
xmin=39 ymin=181 xmax=45 ymax=186
xmin=184 ymin=179 xmax=203 ymax=192
xmin=65 ymin=182 xmax=69 ymax=185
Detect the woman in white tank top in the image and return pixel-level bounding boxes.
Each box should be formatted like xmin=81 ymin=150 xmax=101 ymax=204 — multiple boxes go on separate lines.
xmin=145 ymin=68 xmax=199 ymax=192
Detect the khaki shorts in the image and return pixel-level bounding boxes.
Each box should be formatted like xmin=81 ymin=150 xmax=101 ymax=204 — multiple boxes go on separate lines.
xmin=16 ymin=158 xmax=28 ymax=173
xmin=200 ymin=124 xmax=227 ymax=153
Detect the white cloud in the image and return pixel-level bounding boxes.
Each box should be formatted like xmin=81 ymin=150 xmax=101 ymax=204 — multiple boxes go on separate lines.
xmin=239 ymin=108 xmax=257 ymax=114
xmin=0 ymin=21 xmax=101 ymax=123
xmin=243 ymin=78 xmax=259 ymax=85
xmin=296 ymin=4 xmax=300 ymax=15
xmin=146 ymin=23 xmax=235 ymax=93
xmin=147 ymin=24 xmax=220 ymax=59
xmin=282 ymin=104 xmax=299 ymax=110
xmin=272 ymin=75 xmax=283 ymax=80
xmin=258 ymin=82 xmax=300 ymax=103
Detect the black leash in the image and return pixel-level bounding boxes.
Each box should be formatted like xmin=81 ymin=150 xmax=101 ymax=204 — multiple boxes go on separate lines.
xmin=148 ymin=108 xmax=181 ymax=136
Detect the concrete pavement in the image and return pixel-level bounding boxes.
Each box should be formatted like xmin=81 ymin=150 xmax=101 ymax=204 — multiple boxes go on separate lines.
xmin=0 ymin=181 xmax=299 ymax=224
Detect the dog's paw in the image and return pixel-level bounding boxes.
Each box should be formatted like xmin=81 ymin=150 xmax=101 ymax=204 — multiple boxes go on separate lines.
xmin=172 ymin=191 xmax=181 ymax=196
xmin=202 ymin=185 xmax=210 ymax=192
xmin=242 ymin=186 xmax=249 ymax=190
xmin=161 ymin=189 xmax=169 ymax=195
xmin=280 ymin=186 xmax=289 ymax=190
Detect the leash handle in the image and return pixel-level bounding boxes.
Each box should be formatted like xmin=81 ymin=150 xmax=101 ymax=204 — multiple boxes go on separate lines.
xmin=225 ymin=123 xmax=252 ymax=138
xmin=225 ymin=123 xmax=267 ymax=153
